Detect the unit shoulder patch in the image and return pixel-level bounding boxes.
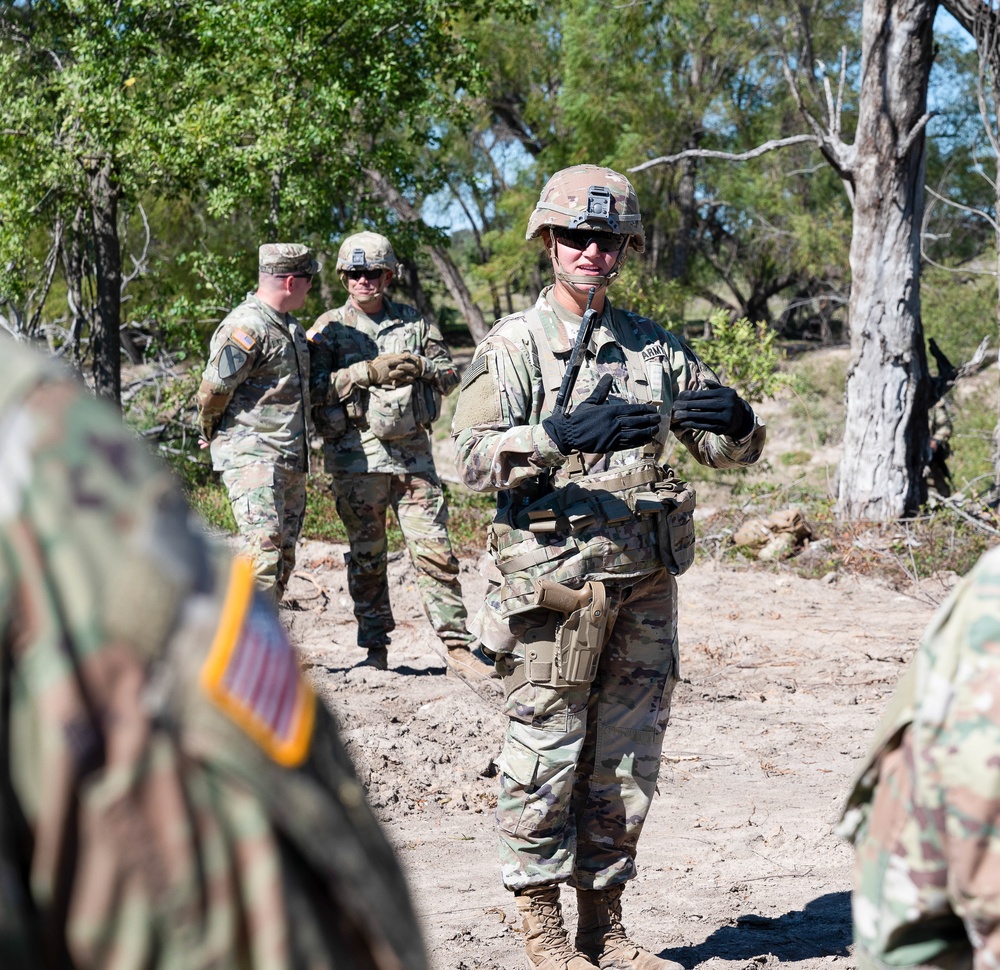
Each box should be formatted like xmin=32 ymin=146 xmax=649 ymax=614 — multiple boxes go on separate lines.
xmin=215 ymin=344 xmax=249 ymax=380
xmin=200 ymin=558 xmax=316 ymax=766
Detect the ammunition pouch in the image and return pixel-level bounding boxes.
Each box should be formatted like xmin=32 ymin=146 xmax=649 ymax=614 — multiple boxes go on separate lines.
xmin=522 ymin=580 xmax=609 ymax=687
xmin=362 ymin=381 xmax=441 ymax=441
xmin=490 ymin=458 xmax=697 ymax=616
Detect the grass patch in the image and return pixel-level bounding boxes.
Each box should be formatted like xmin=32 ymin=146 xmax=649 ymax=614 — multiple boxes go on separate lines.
xmin=787 ymin=354 xmax=847 ymax=448
xmin=779 ymin=450 xmax=812 ymax=466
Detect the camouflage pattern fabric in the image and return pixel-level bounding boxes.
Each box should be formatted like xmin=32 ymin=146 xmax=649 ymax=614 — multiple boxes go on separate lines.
xmin=453 ymin=287 xmax=764 ymax=502
xmin=330 ymin=470 xmax=471 ymax=650
xmin=0 ymin=336 xmax=426 ymax=970
xmin=926 ymin=398 xmax=954 ymax=498
xmin=453 ymin=286 xmax=764 ymax=892
xmin=197 ymin=294 xmax=311 ymax=472
xmin=839 ymin=545 xmax=1000 ymax=970
xmin=221 ymin=463 xmax=307 ymax=600
xmin=197 ymin=294 xmax=311 ymax=599
xmin=496 ymin=569 xmax=677 ymax=890
xmin=307 ymin=297 xmax=460 ymax=477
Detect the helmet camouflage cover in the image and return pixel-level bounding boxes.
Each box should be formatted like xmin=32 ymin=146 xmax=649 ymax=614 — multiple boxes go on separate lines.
xmin=526 ymin=164 xmax=645 ymax=253
xmin=336 ymin=231 xmax=398 ymax=274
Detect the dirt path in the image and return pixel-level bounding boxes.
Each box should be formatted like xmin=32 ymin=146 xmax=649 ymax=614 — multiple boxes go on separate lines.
xmin=282 ymin=539 xmax=946 ymax=970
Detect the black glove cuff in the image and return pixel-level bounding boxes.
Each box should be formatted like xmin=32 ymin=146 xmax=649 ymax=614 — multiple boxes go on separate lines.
xmin=542 ymin=415 xmax=571 ymax=456
xmin=731 ymin=399 xmax=755 ymax=439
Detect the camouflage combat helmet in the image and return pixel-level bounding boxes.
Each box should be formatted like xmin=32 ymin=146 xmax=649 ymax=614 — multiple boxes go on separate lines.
xmin=336 ymin=231 xmax=398 ymax=274
xmin=526 ymin=165 xmax=645 ymax=254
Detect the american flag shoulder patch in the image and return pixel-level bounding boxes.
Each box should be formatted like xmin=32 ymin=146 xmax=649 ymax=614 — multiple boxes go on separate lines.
xmin=230 ymin=327 xmax=256 ymax=352
xmin=200 ymin=558 xmax=315 ymax=766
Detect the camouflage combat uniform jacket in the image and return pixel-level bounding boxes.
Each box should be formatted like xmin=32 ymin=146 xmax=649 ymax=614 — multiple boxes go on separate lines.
xmin=0 ymin=338 xmax=425 ymax=970
xmin=839 ymin=545 xmax=1000 ymax=970
xmin=453 ymin=288 xmax=766 ymax=619
xmin=307 ymin=297 xmax=460 ymax=475
xmin=198 ymin=293 xmax=311 ymax=472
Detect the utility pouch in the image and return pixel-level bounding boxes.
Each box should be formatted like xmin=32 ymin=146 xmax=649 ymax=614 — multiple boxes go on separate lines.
xmin=313 ymin=403 xmax=347 ymax=439
xmin=366 ymin=381 xmax=440 ymax=441
xmin=522 ymin=580 xmax=609 ymax=688
xmin=656 ymin=480 xmax=697 ymax=576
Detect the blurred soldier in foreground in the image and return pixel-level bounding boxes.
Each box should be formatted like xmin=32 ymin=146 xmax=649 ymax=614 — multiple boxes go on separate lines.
xmin=0 ymin=335 xmax=426 ymax=970
xmin=451 ymin=165 xmax=765 ymax=970
xmin=839 ymin=545 xmax=1000 ymax=970
xmin=196 ymin=243 xmax=317 ymax=602
xmin=307 ymin=231 xmax=490 ymax=678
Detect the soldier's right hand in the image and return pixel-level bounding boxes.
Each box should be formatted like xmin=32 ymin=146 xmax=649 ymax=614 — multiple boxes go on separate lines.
xmin=543 ymin=374 xmax=660 ymax=456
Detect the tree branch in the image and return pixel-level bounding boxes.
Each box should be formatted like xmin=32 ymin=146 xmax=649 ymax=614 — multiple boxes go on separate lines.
xmin=629 ymin=134 xmax=823 ymax=174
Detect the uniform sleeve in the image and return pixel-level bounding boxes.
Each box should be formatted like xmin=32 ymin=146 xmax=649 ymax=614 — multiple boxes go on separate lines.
xmin=0 ymin=370 xmax=427 ymax=970
xmin=452 ymin=332 xmax=564 ymax=492
xmin=665 ymin=337 xmax=766 ymax=469
xmin=418 ymin=317 xmax=461 ymax=395
xmin=196 ymin=314 xmax=263 ymax=440
xmin=306 ymin=313 xmax=338 ymax=408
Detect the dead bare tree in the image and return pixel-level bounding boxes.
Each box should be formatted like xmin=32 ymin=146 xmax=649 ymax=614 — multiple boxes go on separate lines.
xmin=634 ymin=0 xmax=938 ymax=521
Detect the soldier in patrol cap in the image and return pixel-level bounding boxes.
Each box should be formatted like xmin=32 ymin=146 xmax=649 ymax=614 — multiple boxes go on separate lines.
xmin=0 ymin=334 xmax=426 ymax=970
xmin=452 ymin=165 xmax=766 ymax=970
xmin=196 ymin=243 xmax=317 ymax=602
xmin=839 ymin=545 xmax=1000 ymax=970
xmin=307 ymin=231 xmax=491 ymax=678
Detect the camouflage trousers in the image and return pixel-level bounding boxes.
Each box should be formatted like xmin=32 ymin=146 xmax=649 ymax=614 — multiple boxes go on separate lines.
xmin=221 ymin=462 xmax=307 ymax=601
xmin=329 ymin=470 xmax=471 ymax=650
xmin=851 ymin=725 xmax=994 ymax=970
xmin=494 ymin=568 xmax=678 ymax=892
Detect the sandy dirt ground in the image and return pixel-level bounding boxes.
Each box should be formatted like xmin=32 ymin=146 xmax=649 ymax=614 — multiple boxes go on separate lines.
xmin=281 ymin=532 xmax=950 ymax=970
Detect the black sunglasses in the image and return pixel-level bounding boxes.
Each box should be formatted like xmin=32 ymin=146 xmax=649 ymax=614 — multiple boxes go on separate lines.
xmin=554 ymin=228 xmax=626 ymax=253
xmin=344 ymin=268 xmax=384 ymax=280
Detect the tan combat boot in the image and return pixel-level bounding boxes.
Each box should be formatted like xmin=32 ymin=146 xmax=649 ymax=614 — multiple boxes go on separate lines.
xmin=575 ymin=885 xmax=683 ymax=970
xmin=516 ymin=886 xmax=600 ymax=970
xmin=445 ymin=644 xmax=498 ymax=680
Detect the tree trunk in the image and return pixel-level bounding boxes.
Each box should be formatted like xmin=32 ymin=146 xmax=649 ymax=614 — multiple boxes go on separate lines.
xmin=396 ymin=259 xmax=437 ymax=323
xmin=61 ymin=206 xmax=87 ymax=369
xmin=836 ymin=0 xmax=935 ymax=520
xmin=88 ymin=159 xmax=123 ymax=405
xmin=363 ymin=167 xmax=490 ymax=342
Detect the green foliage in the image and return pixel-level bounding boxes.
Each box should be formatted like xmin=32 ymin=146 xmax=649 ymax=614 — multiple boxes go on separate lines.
xmin=949 ymin=384 xmax=997 ymax=499
xmin=787 ymin=351 xmax=847 ymax=448
xmin=922 ymin=264 xmax=998 ymax=366
xmin=689 ymin=309 xmax=790 ymax=404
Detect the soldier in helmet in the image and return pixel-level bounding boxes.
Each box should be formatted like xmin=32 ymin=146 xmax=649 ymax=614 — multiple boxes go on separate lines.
xmin=196 ymin=243 xmax=317 ymax=603
xmin=0 ymin=334 xmax=426 ymax=970
xmin=452 ymin=165 xmax=766 ymax=970
xmin=307 ymin=231 xmax=491 ymax=678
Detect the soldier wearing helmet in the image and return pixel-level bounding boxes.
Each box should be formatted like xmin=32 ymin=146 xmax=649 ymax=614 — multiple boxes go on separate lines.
xmin=307 ymin=231 xmax=491 ymax=679
xmin=452 ymin=165 xmax=766 ymax=970
xmin=196 ymin=243 xmax=318 ymax=602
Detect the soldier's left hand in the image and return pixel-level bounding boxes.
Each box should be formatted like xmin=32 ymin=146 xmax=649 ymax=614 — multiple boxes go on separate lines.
xmin=671 ymin=383 xmax=754 ymax=438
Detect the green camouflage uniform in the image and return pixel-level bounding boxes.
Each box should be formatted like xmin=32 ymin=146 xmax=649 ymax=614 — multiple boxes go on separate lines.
xmin=452 ymin=287 xmax=765 ymax=891
xmin=0 ymin=336 xmax=426 ymax=970
xmin=307 ymin=297 xmax=470 ymax=650
xmin=926 ymin=398 xmax=954 ymax=498
xmin=197 ymin=293 xmax=311 ymax=601
xmin=839 ymin=545 xmax=1000 ymax=970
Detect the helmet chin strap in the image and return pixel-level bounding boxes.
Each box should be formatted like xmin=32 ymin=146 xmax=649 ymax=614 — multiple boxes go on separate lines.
xmin=544 ymin=230 xmax=628 ymax=288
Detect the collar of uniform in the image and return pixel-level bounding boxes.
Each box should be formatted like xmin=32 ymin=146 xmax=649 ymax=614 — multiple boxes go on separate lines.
xmin=540 ymin=286 xmax=614 ymax=354
xmin=247 ymin=292 xmax=292 ymax=330
xmin=343 ymin=296 xmax=396 ymax=330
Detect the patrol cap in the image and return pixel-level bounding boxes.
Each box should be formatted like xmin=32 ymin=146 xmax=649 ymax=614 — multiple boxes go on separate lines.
xmin=259 ymin=243 xmax=321 ymax=276
xmin=526 ymin=165 xmax=645 ymax=253
xmin=335 ymin=231 xmax=398 ymax=274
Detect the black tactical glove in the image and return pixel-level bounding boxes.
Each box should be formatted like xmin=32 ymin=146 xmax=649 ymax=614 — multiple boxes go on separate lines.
xmin=543 ymin=374 xmax=661 ymax=456
xmin=670 ymin=381 xmax=755 ymax=438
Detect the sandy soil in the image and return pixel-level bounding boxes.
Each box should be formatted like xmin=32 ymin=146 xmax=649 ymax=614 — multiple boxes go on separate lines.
xmin=281 ymin=531 xmax=949 ymax=970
